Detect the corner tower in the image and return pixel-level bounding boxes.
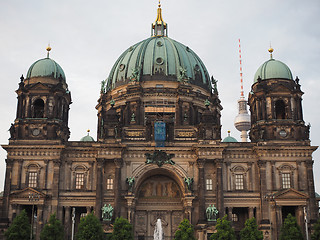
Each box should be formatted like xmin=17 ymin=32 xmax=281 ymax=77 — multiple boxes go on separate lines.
xmin=248 ymin=48 xmax=308 ymax=142
xmin=11 ymin=46 xmax=71 ymax=142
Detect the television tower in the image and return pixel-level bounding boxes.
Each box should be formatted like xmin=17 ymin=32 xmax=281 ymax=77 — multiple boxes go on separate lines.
xmin=234 ymin=39 xmax=251 ymax=142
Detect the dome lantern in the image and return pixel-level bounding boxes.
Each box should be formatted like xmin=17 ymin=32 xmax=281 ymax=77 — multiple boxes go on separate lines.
xmin=152 ymin=1 xmax=167 ymax=37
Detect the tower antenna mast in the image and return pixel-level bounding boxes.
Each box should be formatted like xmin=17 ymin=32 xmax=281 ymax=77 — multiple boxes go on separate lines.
xmin=234 ymin=39 xmax=251 ymax=142
xmin=238 ymin=39 xmax=244 ymax=98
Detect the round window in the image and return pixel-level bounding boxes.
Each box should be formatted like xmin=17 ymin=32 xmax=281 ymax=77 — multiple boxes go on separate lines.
xmin=119 ymin=64 xmax=125 ymax=71
xmin=279 ymin=130 xmax=287 ymax=137
xmin=156 ymin=57 xmax=164 ymax=65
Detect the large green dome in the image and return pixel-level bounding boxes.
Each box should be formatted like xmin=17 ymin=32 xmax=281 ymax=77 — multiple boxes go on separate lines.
xmin=254 ymin=58 xmax=293 ymax=83
xmin=26 ymin=57 xmax=66 ymax=81
xmin=106 ymin=36 xmax=211 ymax=91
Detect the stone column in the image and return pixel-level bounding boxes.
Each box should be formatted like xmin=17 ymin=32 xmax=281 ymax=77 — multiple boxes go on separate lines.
xmin=258 ymin=160 xmax=269 ymax=221
xmin=89 ymin=162 xmax=94 ymax=191
xmin=44 ymin=160 xmax=49 ymax=189
xmin=216 ymin=159 xmax=224 ymax=219
xmin=184 ymin=196 xmax=195 ymax=224
xmin=227 ymin=207 xmax=233 ymax=221
xmin=269 ymin=203 xmax=277 ymax=239
xmin=95 ymin=158 xmax=104 ymax=219
xmin=271 ymin=161 xmax=276 ymax=191
xmin=125 ymin=195 xmax=135 ymax=223
xmin=248 ymin=207 xmax=254 ymax=219
xmin=17 ymin=159 xmax=23 ymax=189
xmin=306 ymin=160 xmax=318 ymax=221
xmin=114 ymin=158 xmax=123 ymax=218
xmin=51 ymin=159 xmax=61 ymax=216
xmin=86 ymin=206 xmax=92 ymax=214
xmin=64 ymin=206 xmax=71 ymax=240
xmin=197 ymin=159 xmax=206 ymax=223
xmin=247 ymin=162 xmax=253 ymax=191
xmin=296 ymin=161 xmax=302 ymax=191
xmin=36 ymin=205 xmax=43 ymax=240
xmin=2 ymin=159 xmax=13 ymax=218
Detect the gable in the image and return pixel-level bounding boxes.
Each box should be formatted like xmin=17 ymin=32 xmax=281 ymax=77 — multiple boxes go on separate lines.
xmin=274 ymin=188 xmax=308 ymax=199
xmin=271 ymin=84 xmax=292 ymax=93
xmin=28 ymin=82 xmax=50 ymax=91
xmin=10 ymin=187 xmax=47 ymax=202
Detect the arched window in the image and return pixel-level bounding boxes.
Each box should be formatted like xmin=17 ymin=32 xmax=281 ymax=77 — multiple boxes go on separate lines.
xmin=230 ymin=165 xmax=248 ymax=190
xmin=25 ymin=163 xmax=42 ymax=188
xmin=72 ymin=165 xmax=89 ymax=190
xmin=277 ymin=164 xmax=295 ymax=189
xmin=33 ymin=99 xmax=45 ymax=118
xmin=275 ymin=100 xmax=286 ymax=119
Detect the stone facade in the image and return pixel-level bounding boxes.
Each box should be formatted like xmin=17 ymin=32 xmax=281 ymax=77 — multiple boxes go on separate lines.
xmin=0 ymin=6 xmax=318 ymax=240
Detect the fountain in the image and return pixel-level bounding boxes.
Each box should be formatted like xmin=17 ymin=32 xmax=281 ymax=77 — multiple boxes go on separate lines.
xmin=154 ymin=218 xmax=164 ymax=240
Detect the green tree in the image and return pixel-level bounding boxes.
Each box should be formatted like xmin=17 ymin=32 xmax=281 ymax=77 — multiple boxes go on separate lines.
xmin=4 ymin=209 xmax=31 ymax=240
xmin=280 ymin=213 xmax=304 ymax=240
xmin=240 ymin=217 xmax=263 ymax=240
xmin=174 ymin=218 xmax=196 ymax=240
xmin=111 ymin=217 xmax=133 ymax=240
xmin=40 ymin=213 xmax=64 ymax=240
xmin=311 ymin=218 xmax=320 ymax=240
xmin=210 ymin=215 xmax=236 ymax=240
xmin=75 ymin=213 xmax=104 ymax=240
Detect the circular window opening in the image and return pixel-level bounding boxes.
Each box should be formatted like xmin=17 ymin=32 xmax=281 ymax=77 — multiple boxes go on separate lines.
xmin=156 ymin=57 xmax=164 ymax=65
xmin=157 ymin=41 xmax=163 ymax=47
xmin=119 ymin=64 xmax=126 ymax=71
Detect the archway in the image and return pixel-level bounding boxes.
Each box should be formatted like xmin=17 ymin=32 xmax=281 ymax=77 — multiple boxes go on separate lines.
xmin=275 ymin=100 xmax=286 ymax=119
xmin=32 ymin=98 xmax=45 ymax=118
xmin=133 ymin=169 xmax=185 ymax=239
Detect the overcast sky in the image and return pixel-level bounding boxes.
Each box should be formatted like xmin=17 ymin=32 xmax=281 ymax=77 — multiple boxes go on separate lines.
xmin=0 ymin=0 xmax=319 ymax=192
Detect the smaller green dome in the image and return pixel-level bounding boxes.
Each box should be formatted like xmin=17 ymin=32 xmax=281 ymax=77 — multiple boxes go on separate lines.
xmin=222 ymin=131 xmax=238 ymax=142
xmin=80 ymin=131 xmax=94 ymax=142
xmin=254 ymin=58 xmax=293 ymax=83
xmin=26 ymin=57 xmax=66 ymax=81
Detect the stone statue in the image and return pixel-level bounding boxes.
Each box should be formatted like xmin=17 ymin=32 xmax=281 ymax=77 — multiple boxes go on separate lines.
xmin=101 ymin=204 xmax=113 ymax=221
xmin=130 ymin=66 xmax=141 ymax=82
xmin=100 ymin=80 xmax=106 ymax=93
xmin=126 ymin=177 xmax=135 ymax=192
xmin=9 ymin=124 xmax=15 ymax=139
xmin=178 ymin=66 xmax=189 ymax=83
xmin=206 ymin=204 xmax=218 ymax=221
xmin=184 ymin=177 xmax=194 ymax=192
xmin=211 ymin=76 xmax=218 ymax=94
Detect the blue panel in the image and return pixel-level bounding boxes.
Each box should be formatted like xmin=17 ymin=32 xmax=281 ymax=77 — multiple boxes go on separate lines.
xmin=154 ymin=121 xmax=166 ymax=141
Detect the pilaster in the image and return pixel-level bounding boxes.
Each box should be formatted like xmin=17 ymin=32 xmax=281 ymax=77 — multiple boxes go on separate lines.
xmin=114 ymin=158 xmax=123 ymax=218
xmin=197 ymin=159 xmax=206 ymax=223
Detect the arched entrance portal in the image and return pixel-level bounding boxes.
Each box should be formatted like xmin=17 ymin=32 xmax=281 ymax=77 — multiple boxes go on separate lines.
xmin=134 ymin=173 xmax=184 ymax=239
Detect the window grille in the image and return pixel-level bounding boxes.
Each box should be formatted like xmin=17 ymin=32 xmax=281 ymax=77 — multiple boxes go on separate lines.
xmin=235 ymin=174 xmax=244 ymax=190
xmin=75 ymin=173 xmax=85 ymax=189
xmin=282 ymin=173 xmax=291 ymax=189
xmin=28 ymin=172 xmax=37 ymax=188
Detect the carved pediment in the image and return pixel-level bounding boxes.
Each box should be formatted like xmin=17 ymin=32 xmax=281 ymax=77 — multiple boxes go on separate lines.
xmin=271 ymin=84 xmax=291 ymax=93
xmin=274 ymin=188 xmax=308 ymax=200
xmin=10 ymin=187 xmax=47 ymax=199
xmin=28 ymin=82 xmax=50 ymax=91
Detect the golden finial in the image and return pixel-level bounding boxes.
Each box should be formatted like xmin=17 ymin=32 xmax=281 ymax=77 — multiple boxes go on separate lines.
xmin=87 ymin=129 xmax=90 ymax=135
xmin=227 ymin=130 xmax=231 ymax=136
xmin=268 ymin=43 xmax=274 ymax=59
xmin=152 ymin=0 xmax=167 ymax=36
xmin=46 ymin=44 xmax=51 ymax=58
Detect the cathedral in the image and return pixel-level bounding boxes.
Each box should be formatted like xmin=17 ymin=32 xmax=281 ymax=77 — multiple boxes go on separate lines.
xmin=0 ymin=3 xmax=318 ymax=240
